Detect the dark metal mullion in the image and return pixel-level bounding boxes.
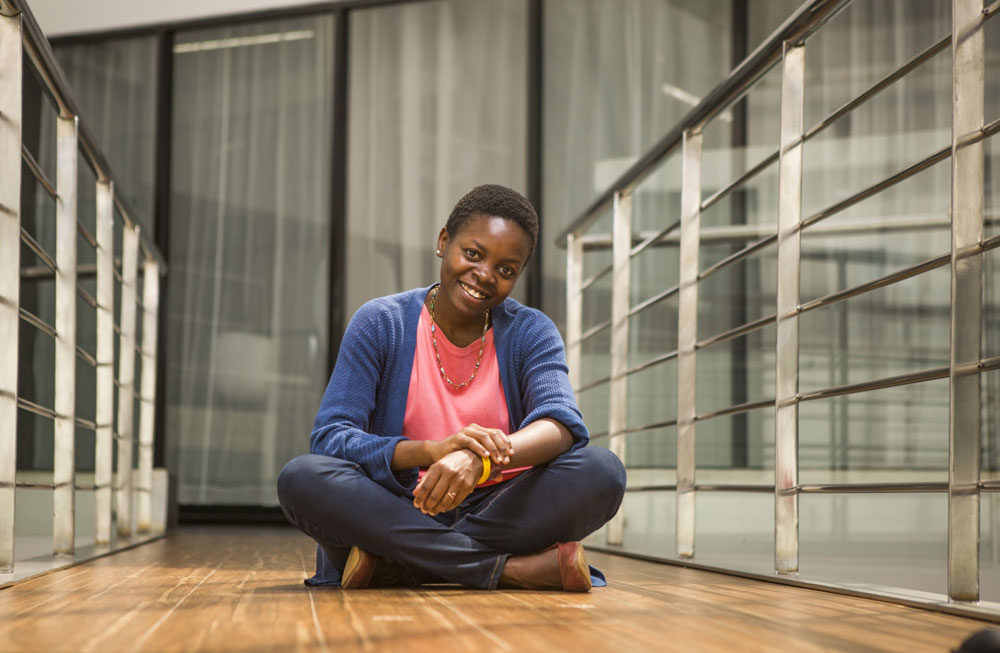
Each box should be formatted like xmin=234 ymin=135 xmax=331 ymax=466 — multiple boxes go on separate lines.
xmin=152 ymin=29 xmax=173 ymax=471
xmin=525 ymin=0 xmax=543 ymax=309
xmin=328 ymin=8 xmax=350 ymax=376
xmin=730 ymin=0 xmax=749 ymax=469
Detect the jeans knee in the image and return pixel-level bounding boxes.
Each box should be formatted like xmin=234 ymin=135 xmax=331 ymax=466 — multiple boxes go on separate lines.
xmin=580 ymin=447 xmax=627 ymax=511
xmin=276 ymin=454 xmax=321 ymax=511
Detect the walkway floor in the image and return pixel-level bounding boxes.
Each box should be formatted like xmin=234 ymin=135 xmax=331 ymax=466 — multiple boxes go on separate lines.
xmin=0 ymin=526 xmax=992 ymax=652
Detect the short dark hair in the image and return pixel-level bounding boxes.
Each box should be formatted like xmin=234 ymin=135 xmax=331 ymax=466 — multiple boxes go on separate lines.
xmin=446 ymin=184 xmax=539 ymax=258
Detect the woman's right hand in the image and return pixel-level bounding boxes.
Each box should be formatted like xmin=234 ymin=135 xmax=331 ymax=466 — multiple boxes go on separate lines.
xmin=429 ymin=423 xmax=513 ymax=466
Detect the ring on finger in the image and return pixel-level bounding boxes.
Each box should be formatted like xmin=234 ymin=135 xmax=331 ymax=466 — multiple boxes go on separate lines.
xmin=447 ymin=491 xmax=457 ymax=499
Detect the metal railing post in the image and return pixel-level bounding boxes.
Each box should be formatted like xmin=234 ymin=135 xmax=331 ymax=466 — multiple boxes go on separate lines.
xmin=53 ymin=114 xmax=79 ymax=555
xmin=94 ymin=181 xmax=114 ymax=545
xmin=948 ymin=0 xmax=984 ymax=602
xmin=775 ymin=40 xmax=805 ymax=574
xmin=137 ymin=260 xmax=159 ymax=532
xmin=0 ymin=8 xmax=23 ymax=573
xmin=116 ymin=225 xmax=139 ymax=538
xmin=607 ymin=191 xmax=632 ymax=545
xmin=566 ymin=233 xmax=583 ymax=390
xmin=676 ymin=129 xmax=702 ymax=559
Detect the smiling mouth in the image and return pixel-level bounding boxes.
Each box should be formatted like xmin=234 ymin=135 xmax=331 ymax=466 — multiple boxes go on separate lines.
xmin=459 ymin=281 xmax=488 ymax=300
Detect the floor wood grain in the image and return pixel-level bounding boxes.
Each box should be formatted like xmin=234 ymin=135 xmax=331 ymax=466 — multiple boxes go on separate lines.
xmin=0 ymin=526 xmax=992 ymax=652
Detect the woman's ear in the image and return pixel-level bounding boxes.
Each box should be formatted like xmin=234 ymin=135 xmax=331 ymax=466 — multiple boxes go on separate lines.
xmin=436 ymin=228 xmax=449 ymax=257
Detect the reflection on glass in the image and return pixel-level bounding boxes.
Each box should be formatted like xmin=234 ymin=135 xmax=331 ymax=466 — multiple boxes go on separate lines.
xmin=628 ymin=295 xmax=678 ymax=368
xmin=578 ymin=328 xmax=610 ymax=388
xmin=701 ymin=61 xmax=782 ymax=209
xmin=799 ymin=493 xmax=947 ymax=595
xmin=577 ymin=383 xmax=609 ymax=440
xmin=698 ymin=241 xmax=776 ymax=339
xmin=798 ymin=267 xmax=949 ymax=393
xmin=626 ymin=362 xmax=677 ymax=434
xmin=617 ymin=490 xmax=677 ymax=558
xmin=694 ymin=491 xmax=774 ymax=576
xmin=988 ymin=136 xmax=1000 ymax=240
xmin=695 ymin=408 xmax=774 ymax=471
xmin=696 ymin=323 xmax=775 ymax=416
xmin=542 ymin=0 xmax=731 ymax=330
xmin=347 ymin=0 xmax=528 ymax=317
xmin=53 ymin=36 xmax=159 ymax=232
xmin=624 ymin=426 xmax=676 ymax=472
xmin=983 ymin=493 xmax=1000 ymax=603
xmin=984 ymin=247 xmax=999 ymax=359
xmin=167 ymin=16 xmax=334 ymax=505
xmin=799 ymin=378 xmax=948 ymax=482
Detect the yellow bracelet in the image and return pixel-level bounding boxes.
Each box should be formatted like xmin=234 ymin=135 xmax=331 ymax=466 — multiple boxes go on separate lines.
xmin=477 ymin=455 xmax=491 ymax=485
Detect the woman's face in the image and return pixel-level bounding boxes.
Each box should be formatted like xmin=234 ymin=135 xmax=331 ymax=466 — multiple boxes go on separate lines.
xmin=435 ymin=213 xmax=532 ymax=322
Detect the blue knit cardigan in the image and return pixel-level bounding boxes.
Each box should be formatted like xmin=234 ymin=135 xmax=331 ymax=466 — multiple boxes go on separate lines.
xmin=310 ymin=285 xmax=590 ymax=493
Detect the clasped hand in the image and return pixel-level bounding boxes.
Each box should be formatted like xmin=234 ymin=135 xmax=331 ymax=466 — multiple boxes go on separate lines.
xmin=412 ymin=423 xmax=512 ymax=516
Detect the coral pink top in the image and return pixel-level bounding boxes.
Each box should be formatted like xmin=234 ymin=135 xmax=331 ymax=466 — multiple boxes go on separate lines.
xmin=402 ymin=306 xmax=529 ymax=486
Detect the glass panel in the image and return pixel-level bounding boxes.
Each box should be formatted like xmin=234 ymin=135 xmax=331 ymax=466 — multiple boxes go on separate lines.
xmin=798 ymin=267 xmax=949 ymax=393
xmin=627 ymin=361 xmax=677 ymax=434
xmin=579 ymin=327 xmax=610 ymax=388
xmin=696 ymin=323 xmax=775 ymax=416
xmin=346 ymin=0 xmax=528 ymax=318
xmin=542 ymin=0 xmax=732 ymax=330
xmin=702 ymin=61 xmax=782 ymax=208
xmin=801 ymin=5 xmax=951 ymax=223
xmin=576 ymin=382 xmax=609 ymax=439
xmin=986 ymin=247 xmax=1000 ymax=359
xmin=984 ymin=9 xmax=1000 ymax=126
xmin=53 ymin=36 xmax=159 ymax=232
xmin=983 ymin=492 xmax=1000 ymax=603
xmin=694 ymin=491 xmax=774 ymax=575
xmin=698 ymin=241 xmax=776 ymax=339
xmin=800 ymin=158 xmax=950 ymax=304
xmin=799 ymin=378 xmax=948 ymax=483
xmin=803 ymin=0 xmax=950 ymax=130
xmin=799 ymin=493 xmax=947 ymax=595
xmin=625 ymin=425 xmax=676 ymax=473
xmin=700 ymin=160 xmax=778 ymax=232
xmin=628 ymin=293 xmax=678 ymax=367
xmin=695 ymin=406 xmax=775 ymax=472
xmin=988 ymin=134 xmax=1000 ymax=241
xmin=167 ymin=15 xmax=334 ymax=505
xmin=618 ymin=489 xmax=676 ymax=557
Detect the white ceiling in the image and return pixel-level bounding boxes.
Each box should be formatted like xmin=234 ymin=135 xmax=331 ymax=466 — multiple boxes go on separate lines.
xmin=28 ymin=0 xmax=336 ymax=38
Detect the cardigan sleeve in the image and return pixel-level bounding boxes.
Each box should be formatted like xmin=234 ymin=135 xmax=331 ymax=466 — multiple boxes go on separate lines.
xmin=515 ymin=311 xmax=590 ymax=449
xmin=309 ymin=301 xmax=416 ymax=496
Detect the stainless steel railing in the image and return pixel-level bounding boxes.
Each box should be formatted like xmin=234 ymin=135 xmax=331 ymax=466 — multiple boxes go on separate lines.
xmin=559 ymin=0 xmax=999 ymax=607
xmin=1 ymin=0 xmax=165 ymax=575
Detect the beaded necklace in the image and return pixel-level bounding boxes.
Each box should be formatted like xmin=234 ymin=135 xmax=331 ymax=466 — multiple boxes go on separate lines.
xmin=428 ymin=284 xmax=489 ymax=389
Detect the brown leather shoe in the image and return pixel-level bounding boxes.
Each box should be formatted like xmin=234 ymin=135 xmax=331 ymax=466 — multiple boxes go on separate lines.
xmin=557 ymin=542 xmax=592 ymax=593
xmin=341 ymin=546 xmax=404 ymax=589
xmin=498 ymin=542 xmax=592 ymax=592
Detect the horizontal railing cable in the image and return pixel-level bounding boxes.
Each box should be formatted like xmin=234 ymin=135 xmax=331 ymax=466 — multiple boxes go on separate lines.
xmin=630 ymin=218 xmax=682 ymax=259
xmin=800 ymin=145 xmax=951 ymax=232
xmin=19 ymin=307 xmax=56 ymax=338
xmin=800 ymin=35 xmax=951 ymax=146
xmin=20 ymin=227 xmax=57 ymax=272
xmin=697 ymin=234 xmax=777 ymax=282
xmin=627 ymin=284 xmax=681 ymax=319
xmin=797 ymin=366 xmax=950 ymax=403
xmin=696 ymin=314 xmax=777 ymax=352
xmin=580 ymin=264 xmax=613 ymax=293
xmin=625 ymin=349 xmax=679 ymax=377
xmin=17 ymin=397 xmax=59 ymax=420
xmin=20 ymin=144 xmax=57 ymax=199
xmin=76 ymin=221 xmax=98 ymax=249
xmin=569 ymin=319 xmax=612 ymax=348
xmin=700 ymin=150 xmax=780 ymax=213
xmin=554 ymin=0 xmax=850 ymax=246
xmin=696 ymin=398 xmax=775 ymax=422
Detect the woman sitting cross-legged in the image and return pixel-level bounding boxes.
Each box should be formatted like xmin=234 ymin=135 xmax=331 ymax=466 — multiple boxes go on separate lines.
xmin=277 ymin=184 xmax=627 ymax=591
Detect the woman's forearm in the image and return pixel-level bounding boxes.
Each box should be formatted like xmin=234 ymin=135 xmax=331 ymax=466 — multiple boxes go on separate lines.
xmin=504 ymin=418 xmax=574 ymax=468
xmin=390 ymin=440 xmax=437 ymax=471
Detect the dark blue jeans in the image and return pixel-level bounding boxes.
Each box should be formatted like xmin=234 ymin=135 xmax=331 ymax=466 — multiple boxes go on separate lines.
xmin=276 ymin=446 xmax=626 ymax=589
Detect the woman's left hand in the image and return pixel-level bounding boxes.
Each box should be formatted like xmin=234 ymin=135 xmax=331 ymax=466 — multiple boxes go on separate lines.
xmin=412 ymin=449 xmax=482 ymax=515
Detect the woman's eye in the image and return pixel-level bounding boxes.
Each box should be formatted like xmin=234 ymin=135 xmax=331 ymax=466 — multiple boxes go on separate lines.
xmin=499 ymin=266 xmax=515 ymax=277
xmin=464 ymin=249 xmax=479 ymax=259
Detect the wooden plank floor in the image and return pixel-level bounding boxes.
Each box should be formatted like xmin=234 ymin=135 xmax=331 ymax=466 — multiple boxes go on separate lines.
xmin=0 ymin=526 xmax=993 ymax=652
